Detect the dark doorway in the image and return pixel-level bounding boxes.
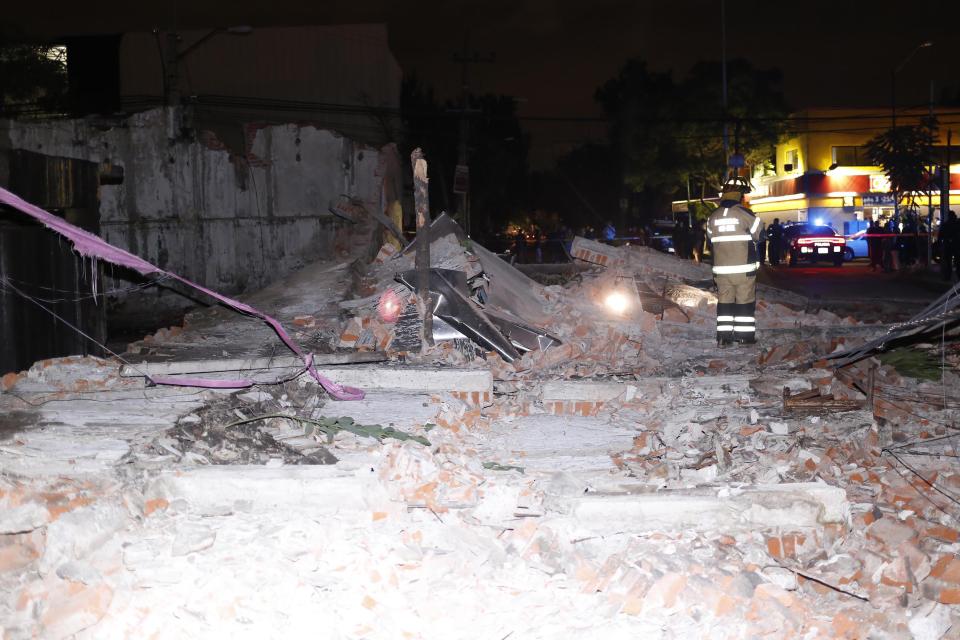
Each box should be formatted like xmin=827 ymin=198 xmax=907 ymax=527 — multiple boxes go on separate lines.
xmin=0 ymin=150 xmax=106 ymax=374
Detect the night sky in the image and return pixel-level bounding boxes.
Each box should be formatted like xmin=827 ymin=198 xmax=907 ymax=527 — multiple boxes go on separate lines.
xmin=6 ymin=0 xmax=960 ymax=164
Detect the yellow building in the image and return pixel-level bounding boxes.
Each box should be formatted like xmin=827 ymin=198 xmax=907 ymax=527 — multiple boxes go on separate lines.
xmin=747 ymin=107 xmax=959 ymax=234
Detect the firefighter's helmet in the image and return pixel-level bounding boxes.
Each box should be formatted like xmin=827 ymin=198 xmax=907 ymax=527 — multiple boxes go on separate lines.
xmin=720 ymin=175 xmax=752 ymax=202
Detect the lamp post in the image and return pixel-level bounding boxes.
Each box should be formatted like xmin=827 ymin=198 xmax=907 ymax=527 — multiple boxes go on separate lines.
xmin=889 ymin=41 xmax=933 ymax=223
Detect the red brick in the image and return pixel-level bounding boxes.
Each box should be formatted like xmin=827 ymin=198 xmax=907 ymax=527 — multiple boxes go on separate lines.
xmin=927 ymin=525 xmax=960 ymax=543
xmin=144 ymin=498 xmax=169 ymax=517
xmin=0 ymin=530 xmax=45 ymax=574
xmin=767 ymin=536 xmax=782 ymax=559
xmin=36 ymin=580 xmax=113 ymax=639
xmin=865 ymin=517 xmax=916 ymax=549
xmin=1 ymin=371 xmax=22 ymax=390
xmin=641 ymin=573 xmax=686 ymax=611
xmin=930 ymin=554 xmax=960 ymax=584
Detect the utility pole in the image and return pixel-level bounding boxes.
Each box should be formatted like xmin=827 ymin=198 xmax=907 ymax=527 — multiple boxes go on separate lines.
xmin=452 ymin=32 xmax=494 ymax=237
xmin=164 ymin=31 xmax=182 ymax=107
xmin=721 ymin=0 xmax=729 ymax=182
xmin=890 ymin=41 xmax=933 ymax=225
xmin=928 ymin=79 xmax=935 ymax=267
xmin=943 ymin=130 xmax=952 ymax=229
xmin=158 ymin=26 xmax=253 ymax=107
xmin=411 ymin=148 xmax=433 ymax=349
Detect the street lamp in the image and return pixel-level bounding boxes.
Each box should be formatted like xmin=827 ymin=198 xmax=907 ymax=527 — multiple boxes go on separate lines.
xmin=891 ymin=41 xmax=933 ymax=129
xmin=889 ymin=40 xmax=933 ymax=222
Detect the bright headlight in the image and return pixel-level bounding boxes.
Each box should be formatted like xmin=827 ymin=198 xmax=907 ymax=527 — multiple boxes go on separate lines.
xmin=604 ymin=290 xmax=630 ymax=315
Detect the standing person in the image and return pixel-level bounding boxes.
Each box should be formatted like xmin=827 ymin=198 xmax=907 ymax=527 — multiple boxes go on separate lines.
xmin=672 ymin=219 xmax=687 ymax=258
xmin=601 ymin=220 xmax=616 ymax=244
xmin=691 ymin=219 xmax=707 ymax=263
xmin=757 ymin=220 xmax=768 ymax=265
xmin=880 ymin=222 xmax=893 ymax=272
xmin=950 ymin=212 xmax=960 ymax=279
xmin=706 ymin=179 xmax=761 ymax=346
xmin=512 ymin=229 xmax=527 ymax=264
xmin=767 ymin=218 xmax=783 ymax=266
xmin=562 ymin=225 xmax=574 ymax=258
xmin=940 ymin=211 xmax=959 ymax=280
xmin=867 ymin=218 xmax=884 ymax=272
xmin=680 ymin=218 xmax=692 ymax=259
xmin=884 ymin=219 xmax=901 ymax=272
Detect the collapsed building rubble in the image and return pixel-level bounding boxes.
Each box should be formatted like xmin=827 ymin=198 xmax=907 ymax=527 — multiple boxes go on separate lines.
xmin=2 ymin=187 xmax=960 ymax=638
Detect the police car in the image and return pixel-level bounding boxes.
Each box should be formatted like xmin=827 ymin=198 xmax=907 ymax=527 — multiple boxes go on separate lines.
xmin=783 ymin=224 xmax=846 ymax=267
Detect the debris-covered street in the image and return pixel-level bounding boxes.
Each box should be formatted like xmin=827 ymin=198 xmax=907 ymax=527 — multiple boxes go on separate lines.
xmin=3 ymin=6 xmax=960 ymax=638
xmin=2 ymin=197 xmax=959 ymax=638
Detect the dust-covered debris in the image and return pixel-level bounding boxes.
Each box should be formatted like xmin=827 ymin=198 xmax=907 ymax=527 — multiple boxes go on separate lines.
xmin=2 ymin=216 xmax=959 ymax=638
xmin=158 ymin=392 xmax=338 ymax=466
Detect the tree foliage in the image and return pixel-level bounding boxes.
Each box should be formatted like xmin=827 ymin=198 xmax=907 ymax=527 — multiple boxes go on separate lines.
xmin=0 ymin=43 xmax=67 ymax=112
xmin=595 ymin=58 xmax=790 ymax=215
xmin=400 ymin=76 xmax=528 ymax=238
xmin=865 ymin=119 xmax=937 ymax=204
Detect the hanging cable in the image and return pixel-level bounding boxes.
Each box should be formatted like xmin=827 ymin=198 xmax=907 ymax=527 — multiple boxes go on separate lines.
xmin=1 ymin=277 xmax=156 ymax=381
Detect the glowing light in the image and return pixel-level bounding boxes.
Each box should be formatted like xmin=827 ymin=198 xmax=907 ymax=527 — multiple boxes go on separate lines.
xmin=827 ymin=167 xmax=876 ymax=177
xmin=377 ymin=289 xmax=403 ymax=323
xmin=604 ymin=291 xmax=631 ymax=316
xmin=814 ymin=217 xmax=824 ymax=226
xmin=747 ymin=193 xmax=806 ymax=205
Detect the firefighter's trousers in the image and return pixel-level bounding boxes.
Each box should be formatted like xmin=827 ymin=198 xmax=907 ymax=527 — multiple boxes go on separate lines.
xmin=715 ymin=272 xmax=756 ymax=343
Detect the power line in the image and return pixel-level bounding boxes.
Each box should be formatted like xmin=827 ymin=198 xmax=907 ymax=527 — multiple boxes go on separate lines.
xmin=38 ymin=93 xmax=960 ymax=127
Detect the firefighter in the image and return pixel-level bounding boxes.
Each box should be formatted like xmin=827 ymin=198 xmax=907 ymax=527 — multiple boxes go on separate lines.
xmin=706 ymin=177 xmax=760 ymax=346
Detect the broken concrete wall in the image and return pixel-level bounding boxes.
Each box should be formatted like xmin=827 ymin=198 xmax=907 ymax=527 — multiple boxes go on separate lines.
xmin=0 ymin=108 xmax=389 ymax=325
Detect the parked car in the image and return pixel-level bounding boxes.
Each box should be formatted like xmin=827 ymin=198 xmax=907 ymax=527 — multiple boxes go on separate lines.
xmin=782 ymin=224 xmax=846 ymax=267
xmin=649 ymin=233 xmax=675 ymax=254
xmin=842 ymin=228 xmax=867 ymax=261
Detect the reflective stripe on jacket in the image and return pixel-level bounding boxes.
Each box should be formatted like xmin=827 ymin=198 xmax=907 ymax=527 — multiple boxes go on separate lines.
xmin=707 ymin=202 xmax=760 ymax=275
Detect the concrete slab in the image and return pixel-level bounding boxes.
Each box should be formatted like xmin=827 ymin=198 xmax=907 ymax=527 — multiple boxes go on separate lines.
xmin=310 ymin=365 xmax=493 ymax=394
xmin=480 ymin=415 xmax=637 ymax=473
xmin=541 ymin=381 xmax=629 ymax=403
xmin=119 ymin=351 xmax=385 ymax=377
xmin=322 ymin=391 xmax=440 ymax=429
xmin=546 ymin=482 xmax=849 ymax=533
xmin=148 ymin=465 xmax=386 ymax=516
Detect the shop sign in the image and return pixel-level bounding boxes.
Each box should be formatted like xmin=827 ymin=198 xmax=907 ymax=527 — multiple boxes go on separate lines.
xmin=862 ymin=194 xmax=895 ymax=206
xmin=869 ymin=174 xmax=892 ymax=193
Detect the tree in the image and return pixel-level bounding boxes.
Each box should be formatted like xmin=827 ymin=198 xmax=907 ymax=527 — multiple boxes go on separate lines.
xmin=595 ymin=58 xmax=790 ymax=219
xmin=595 ymin=60 xmax=681 ymax=196
xmin=681 ymin=60 xmax=790 ymax=193
xmin=400 ymin=77 xmax=528 ymax=239
xmin=865 ymin=119 xmax=938 ymax=210
xmin=0 ymin=42 xmax=68 ymax=114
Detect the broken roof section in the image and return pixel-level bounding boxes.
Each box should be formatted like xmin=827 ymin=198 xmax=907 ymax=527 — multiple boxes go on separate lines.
xmin=827 ymin=281 xmax=960 ymax=368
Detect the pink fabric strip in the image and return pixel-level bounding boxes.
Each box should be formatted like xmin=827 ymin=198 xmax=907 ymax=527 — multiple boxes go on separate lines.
xmin=0 ymin=186 xmax=364 ymax=400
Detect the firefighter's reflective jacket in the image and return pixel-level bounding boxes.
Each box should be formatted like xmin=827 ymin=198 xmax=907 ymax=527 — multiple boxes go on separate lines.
xmin=706 ymin=202 xmax=760 ymax=275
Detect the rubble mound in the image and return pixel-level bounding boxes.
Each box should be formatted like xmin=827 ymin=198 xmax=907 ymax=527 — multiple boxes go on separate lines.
xmin=337 ymin=222 xmax=873 ymax=378
xmin=149 ymin=383 xmax=337 ymax=466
